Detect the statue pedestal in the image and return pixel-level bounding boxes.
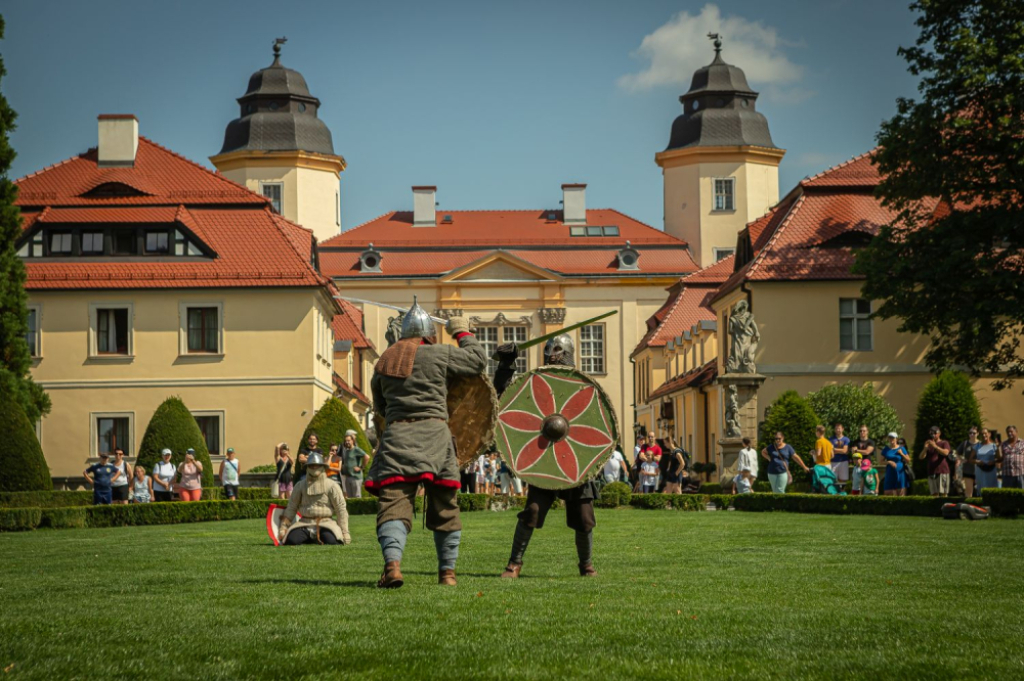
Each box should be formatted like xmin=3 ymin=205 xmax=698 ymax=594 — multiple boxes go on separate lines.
xmin=717 ymin=373 xmax=766 ymax=483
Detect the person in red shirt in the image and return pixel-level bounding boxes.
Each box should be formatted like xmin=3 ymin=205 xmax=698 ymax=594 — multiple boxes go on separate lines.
xmin=918 ymin=426 xmax=951 ymax=496
xmin=642 ymin=433 xmax=663 ymax=488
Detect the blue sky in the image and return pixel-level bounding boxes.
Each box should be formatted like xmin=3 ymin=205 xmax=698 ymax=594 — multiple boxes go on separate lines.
xmin=3 ymin=0 xmax=920 ymax=231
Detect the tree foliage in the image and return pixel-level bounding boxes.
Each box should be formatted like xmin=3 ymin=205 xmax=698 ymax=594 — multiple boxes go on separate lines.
xmin=758 ymin=390 xmax=820 ymax=481
xmin=854 ymin=0 xmax=1024 ymax=391
xmin=0 ymin=15 xmax=50 ymax=423
xmin=911 ymin=371 xmax=983 ymax=476
xmin=136 ymin=396 xmax=214 ymax=487
xmin=806 ymin=382 xmax=904 ymax=444
xmin=0 ymin=389 xmax=51 ymax=492
xmin=296 ymin=397 xmax=371 ymax=477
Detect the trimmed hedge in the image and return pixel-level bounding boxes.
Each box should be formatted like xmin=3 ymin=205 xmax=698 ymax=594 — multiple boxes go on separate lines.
xmin=732 ymin=493 xmax=951 ymax=517
xmin=628 ymin=494 xmax=706 ymax=511
xmin=596 ymin=482 xmax=632 ymax=509
xmin=40 ymin=507 xmax=88 ymax=529
xmin=458 ymin=493 xmax=491 ymax=512
xmin=0 ymin=392 xmax=52 ymax=492
xmin=981 ymin=489 xmax=1024 ymax=518
xmin=0 ymin=507 xmax=42 ymax=531
xmin=0 ymin=490 xmax=94 ymax=508
xmin=709 ymin=494 xmax=736 ymax=510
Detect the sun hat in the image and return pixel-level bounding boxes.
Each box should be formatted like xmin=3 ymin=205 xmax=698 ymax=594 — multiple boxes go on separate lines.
xmin=887 ymin=432 xmax=899 ymax=440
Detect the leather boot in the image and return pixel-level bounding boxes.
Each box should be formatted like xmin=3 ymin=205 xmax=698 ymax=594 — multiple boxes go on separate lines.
xmin=438 ymin=569 xmax=457 ymax=586
xmin=579 ymin=563 xmax=598 ymax=577
xmin=377 ymin=561 xmax=404 ymax=589
xmin=500 ymin=563 xmax=522 ymax=579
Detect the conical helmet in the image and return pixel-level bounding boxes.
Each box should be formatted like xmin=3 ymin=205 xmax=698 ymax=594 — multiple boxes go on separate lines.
xmin=400 ymin=296 xmax=436 ymax=340
xmin=543 ymin=333 xmax=575 ymax=367
xmin=306 ymin=451 xmax=326 ymax=467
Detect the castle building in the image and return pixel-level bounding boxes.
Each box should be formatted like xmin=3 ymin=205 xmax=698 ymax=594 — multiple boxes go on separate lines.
xmin=656 ymin=37 xmax=784 ymax=269
xmin=210 ymin=41 xmax=346 ymax=244
xmin=16 ymin=114 xmax=341 ymax=477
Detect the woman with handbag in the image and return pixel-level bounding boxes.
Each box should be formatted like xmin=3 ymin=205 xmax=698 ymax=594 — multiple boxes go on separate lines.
xmin=274 ymin=443 xmax=294 ymax=500
xmin=970 ymin=428 xmax=1001 ymax=492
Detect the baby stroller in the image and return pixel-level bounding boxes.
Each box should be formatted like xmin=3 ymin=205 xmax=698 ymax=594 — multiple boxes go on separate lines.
xmin=810 ymin=465 xmax=846 ymax=495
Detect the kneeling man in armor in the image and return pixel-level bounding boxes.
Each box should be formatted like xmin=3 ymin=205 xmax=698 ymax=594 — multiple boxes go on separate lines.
xmin=278 ymin=452 xmax=351 ymax=545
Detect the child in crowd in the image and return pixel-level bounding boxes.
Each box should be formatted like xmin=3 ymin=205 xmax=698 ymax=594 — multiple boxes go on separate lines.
xmin=860 ymin=457 xmax=879 ymax=496
xmin=131 ymin=464 xmax=153 ymax=503
xmin=732 ymin=468 xmax=754 ymax=494
xmin=640 ymin=455 xmax=659 ymax=494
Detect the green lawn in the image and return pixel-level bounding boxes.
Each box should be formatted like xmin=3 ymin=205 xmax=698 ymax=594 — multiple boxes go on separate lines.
xmin=1 ymin=509 xmax=1022 ymax=680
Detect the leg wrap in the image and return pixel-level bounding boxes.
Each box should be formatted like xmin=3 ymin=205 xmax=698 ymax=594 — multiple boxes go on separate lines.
xmin=575 ymin=529 xmax=594 ymax=567
xmin=433 ymin=530 xmax=462 ymax=571
xmin=377 ymin=520 xmax=408 ymax=564
xmin=508 ymin=519 xmax=534 ymax=565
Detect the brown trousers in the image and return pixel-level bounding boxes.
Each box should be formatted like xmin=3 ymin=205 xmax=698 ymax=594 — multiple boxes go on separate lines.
xmin=376 ymin=482 xmax=461 ymax=533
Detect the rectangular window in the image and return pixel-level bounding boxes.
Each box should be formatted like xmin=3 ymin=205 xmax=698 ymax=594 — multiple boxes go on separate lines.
xmin=503 ymin=326 xmax=529 ymax=374
xmin=580 ymin=324 xmax=605 ymax=374
xmin=839 ymin=298 xmax=873 ymax=351
xmin=261 ymin=183 xmax=283 ymax=214
xmin=112 ymin=231 xmax=136 ymax=255
xmin=49 ymin=232 xmax=73 ymax=255
xmin=714 ymin=178 xmax=735 ymax=211
xmin=82 ymin=231 xmax=105 ymax=254
xmin=187 ymin=307 xmax=220 ymax=353
xmin=96 ymin=416 xmax=129 ymax=456
xmin=713 ymin=247 xmax=735 ymax=262
xmin=96 ymin=308 xmax=130 ymax=355
xmin=145 ymin=231 xmax=169 ymax=254
xmin=472 ymin=326 xmax=500 ymax=376
xmin=26 ymin=307 xmax=40 ymax=357
xmin=174 ymin=231 xmax=187 ymax=256
xmin=194 ymin=415 xmax=221 ymax=457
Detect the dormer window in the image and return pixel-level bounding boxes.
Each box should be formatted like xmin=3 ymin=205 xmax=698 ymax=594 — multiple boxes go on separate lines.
xmin=82 ymin=231 xmax=105 ymax=255
xmin=145 ymin=231 xmax=170 ymax=254
xmin=49 ymin=232 xmax=73 ymax=255
xmin=360 ymin=243 xmax=383 ymax=273
xmin=617 ymin=241 xmax=640 ymax=271
xmin=82 ymin=182 xmax=147 ymax=198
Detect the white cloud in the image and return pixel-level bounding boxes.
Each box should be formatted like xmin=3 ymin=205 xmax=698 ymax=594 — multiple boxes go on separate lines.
xmin=618 ymin=4 xmax=808 ymax=102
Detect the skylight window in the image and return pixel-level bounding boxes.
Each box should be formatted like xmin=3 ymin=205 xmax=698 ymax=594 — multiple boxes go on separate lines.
xmin=569 ymin=226 xmax=620 ymax=237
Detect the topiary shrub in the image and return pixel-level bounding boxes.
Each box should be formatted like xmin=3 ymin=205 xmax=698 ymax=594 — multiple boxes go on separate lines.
xmin=0 ymin=392 xmax=52 ymax=492
xmin=135 ymin=396 xmax=214 ymax=487
xmin=911 ymin=371 xmax=983 ymax=477
xmin=757 ymin=390 xmax=820 ymax=482
xmin=806 ymin=382 xmax=904 ymax=449
xmin=297 ymin=397 xmax=372 ymax=477
xmin=596 ymin=481 xmax=632 ymax=508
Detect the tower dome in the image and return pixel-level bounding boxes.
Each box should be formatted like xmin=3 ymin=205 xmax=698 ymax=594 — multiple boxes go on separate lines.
xmin=666 ymin=36 xmax=777 ymax=151
xmin=219 ymin=40 xmax=335 ymax=156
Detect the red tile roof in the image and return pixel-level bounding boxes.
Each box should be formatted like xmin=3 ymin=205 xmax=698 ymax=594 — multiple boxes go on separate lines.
xmin=681 ymin=253 xmax=735 ymax=285
xmin=321 ymin=209 xmax=686 ymax=248
xmin=332 ymin=298 xmax=374 ymax=350
xmin=800 ymin=149 xmax=881 ymax=188
xmin=333 ymin=372 xmax=371 ymax=406
xmin=648 ymin=360 xmax=717 ymax=402
xmin=318 ymin=208 xmax=698 ymax=279
xmin=15 ymin=137 xmax=268 ymax=207
xmin=633 ymin=286 xmax=717 ymax=356
xmin=15 ymin=136 xmax=333 ymax=295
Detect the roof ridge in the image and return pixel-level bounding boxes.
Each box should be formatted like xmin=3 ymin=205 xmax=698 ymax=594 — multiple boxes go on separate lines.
xmin=137 ymin=137 xmax=269 ymax=203
xmin=267 ymin=209 xmax=331 ymax=286
xmin=800 ymin=147 xmax=879 ymax=186
xmin=13 ymin=151 xmax=87 ymax=185
xmin=323 ymin=210 xmax=399 ymax=243
xmin=745 ymin=193 xmax=805 ymax=279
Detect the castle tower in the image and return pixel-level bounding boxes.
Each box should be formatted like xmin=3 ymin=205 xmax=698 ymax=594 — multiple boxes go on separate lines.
xmin=211 ymin=39 xmax=346 ymax=242
xmin=655 ymin=35 xmax=785 ymax=268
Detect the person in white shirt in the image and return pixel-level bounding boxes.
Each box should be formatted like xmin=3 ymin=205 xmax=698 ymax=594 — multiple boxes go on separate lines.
xmin=603 ymin=449 xmax=627 ymax=484
xmin=152 ymin=448 xmax=177 ymax=502
xmin=737 ymin=437 xmax=759 ymax=479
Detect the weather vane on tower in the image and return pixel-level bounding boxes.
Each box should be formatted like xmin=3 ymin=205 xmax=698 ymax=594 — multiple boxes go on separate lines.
xmin=273 ymin=37 xmax=288 ymax=60
xmin=707 ymin=32 xmax=723 ymax=54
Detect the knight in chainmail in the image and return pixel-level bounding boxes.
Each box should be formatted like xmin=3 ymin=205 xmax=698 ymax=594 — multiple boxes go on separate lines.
xmin=494 ymin=333 xmax=601 ymax=578
xmin=278 ymin=452 xmax=351 ymax=545
xmin=367 ymin=298 xmax=487 ymax=588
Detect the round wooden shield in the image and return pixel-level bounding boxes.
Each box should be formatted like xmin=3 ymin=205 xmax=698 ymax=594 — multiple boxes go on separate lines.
xmin=373 ymin=373 xmax=498 ymax=467
xmin=495 ymin=366 xmax=619 ymax=490
xmin=447 ymin=373 xmax=498 ymax=466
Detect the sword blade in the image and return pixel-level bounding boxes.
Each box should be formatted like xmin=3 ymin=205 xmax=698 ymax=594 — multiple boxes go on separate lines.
xmin=492 ymin=310 xmax=618 ymax=359
xmin=334 ymin=296 xmax=447 ymax=325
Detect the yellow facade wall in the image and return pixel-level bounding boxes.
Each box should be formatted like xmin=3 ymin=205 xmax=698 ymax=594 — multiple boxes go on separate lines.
xmin=29 ymin=288 xmax=335 ymax=476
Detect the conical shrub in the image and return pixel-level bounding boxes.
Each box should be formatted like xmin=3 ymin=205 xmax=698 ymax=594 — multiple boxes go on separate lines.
xmin=296 ymin=397 xmax=371 ymax=477
xmin=757 ymin=390 xmax=820 ymax=482
xmin=0 ymin=391 xmax=52 ymax=492
xmin=136 ymin=396 xmax=214 ymax=486
xmin=912 ymin=371 xmax=982 ymax=477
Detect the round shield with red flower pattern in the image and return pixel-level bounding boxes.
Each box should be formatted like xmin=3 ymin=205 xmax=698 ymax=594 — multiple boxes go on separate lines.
xmin=495 ymin=366 xmax=619 ymax=490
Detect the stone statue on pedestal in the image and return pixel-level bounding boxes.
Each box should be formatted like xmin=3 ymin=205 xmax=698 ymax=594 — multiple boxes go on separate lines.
xmin=726 ymin=300 xmax=760 ymax=374
xmin=725 ymin=385 xmax=741 ymax=438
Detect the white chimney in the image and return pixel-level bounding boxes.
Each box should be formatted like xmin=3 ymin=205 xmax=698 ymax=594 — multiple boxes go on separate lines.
xmin=97 ymin=114 xmax=139 ymax=167
xmin=562 ymin=183 xmax=587 ymax=225
xmin=412 ymin=186 xmax=437 ymax=227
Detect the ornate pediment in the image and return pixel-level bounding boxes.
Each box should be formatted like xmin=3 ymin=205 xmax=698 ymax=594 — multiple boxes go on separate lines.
xmin=469 ymin=312 xmax=532 ymax=326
